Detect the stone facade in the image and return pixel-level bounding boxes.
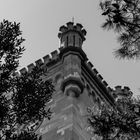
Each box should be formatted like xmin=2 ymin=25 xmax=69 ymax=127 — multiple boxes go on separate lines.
xmin=19 ymin=22 xmax=116 ymax=140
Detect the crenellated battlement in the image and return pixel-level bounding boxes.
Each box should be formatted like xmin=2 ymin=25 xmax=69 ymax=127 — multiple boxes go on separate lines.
xmin=58 ymin=22 xmax=86 ymax=39
xmin=17 ymin=47 xmax=111 ymax=96
xmin=17 ymin=49 xmax=60 ymax=75
xmin=84 ymin=60 xmax=111 ymax=93
xmin=83 ymin=59 xmax=133 ymax=101
xmin=112 ymin=85 xmax=133 ymax=99
xmin=58 ymin=22 xmax=87 ymax=48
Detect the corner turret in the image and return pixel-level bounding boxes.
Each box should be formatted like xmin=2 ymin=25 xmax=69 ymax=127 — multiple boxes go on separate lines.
xmin=58 ymin=22 xmax=87 ymax=48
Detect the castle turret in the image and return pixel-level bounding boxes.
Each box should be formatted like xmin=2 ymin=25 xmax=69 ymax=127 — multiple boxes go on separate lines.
xmin=58 ymin=22 xmax=87 ymax=97
xmin=58 ymin=22 xmax=86 ymax=48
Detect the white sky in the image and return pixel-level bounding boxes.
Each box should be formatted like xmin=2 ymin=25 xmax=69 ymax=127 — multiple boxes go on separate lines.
xmin=1 ymin=0 xmax=140 ymax=96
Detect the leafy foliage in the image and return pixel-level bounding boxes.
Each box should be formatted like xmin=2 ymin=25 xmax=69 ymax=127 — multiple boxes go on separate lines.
xmin=89 ymin=95 xmax=140 ymax=140
xmin=12 ymin=66 xmax=53 ymax=125
xmin=100 ymin=0 xmax=140 ymax=59
xmin=10 ymin=131 xmax=41 ymax=140
xmin=0 ymin=20 xmax=25 ymax=93
xmin=0 ymin=20 xmax=54 ymax=140
xmin=0 ymin=20 xmax=25 ymax=138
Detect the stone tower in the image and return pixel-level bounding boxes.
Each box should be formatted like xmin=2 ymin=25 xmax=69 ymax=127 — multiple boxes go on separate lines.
xmin=20 ymin=22 xmax=115 ymax=140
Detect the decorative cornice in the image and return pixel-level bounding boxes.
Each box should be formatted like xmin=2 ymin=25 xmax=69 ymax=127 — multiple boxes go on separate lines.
xmin=59 ymin=46 xmax=88 ymax=61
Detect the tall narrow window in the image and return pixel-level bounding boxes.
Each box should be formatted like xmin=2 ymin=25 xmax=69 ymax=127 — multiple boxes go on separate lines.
xmin=79 ymin=38 xmax=81 ymax=47
xmin=66 ymin=36 xmax=68 ymax=47
xmin=73 ymin=35 xmax=75 ymax=47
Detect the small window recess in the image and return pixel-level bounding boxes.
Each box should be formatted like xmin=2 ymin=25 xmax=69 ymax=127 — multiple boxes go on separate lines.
xmin=73 ymin=35 xmax=75 ymax=47
xmin=79 ymin=38 xmax=82 ymax=47
xmin=66 ymin=36 xmax=68 ymax=47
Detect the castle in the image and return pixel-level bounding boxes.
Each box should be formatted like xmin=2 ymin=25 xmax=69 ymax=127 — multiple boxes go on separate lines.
xmin=19 ymin=22 xmax=132 ymax=140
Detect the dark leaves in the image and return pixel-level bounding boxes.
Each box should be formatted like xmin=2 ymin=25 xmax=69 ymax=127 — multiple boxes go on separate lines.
xmin=0 ymin=95 xmax=9 ymax=128
xmin=0 ymin=20 xmax=25 ymax=94
xmin=112 ymin=3 xmax=119 ymax=9
xmin=12 ymin=66 xmax=54 ymax=125
xmin=11 ymin=130 xmax=40 ymax=140
xmin=100 ymin=0 xmax=140 ymax=59
xmin=89 ymin=95 xmax=140 ymax=139
xmin=102 ymin=9 xmax=111 ymax=15
xmin=102 ymin=19 xmax=114 ymax=30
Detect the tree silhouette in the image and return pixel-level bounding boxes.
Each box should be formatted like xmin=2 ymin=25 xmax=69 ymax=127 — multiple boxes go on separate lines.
xmin=100 ymin=0 xmax=140 ymax=59
xmin=0 ymin=20 xmax=54 ymax=140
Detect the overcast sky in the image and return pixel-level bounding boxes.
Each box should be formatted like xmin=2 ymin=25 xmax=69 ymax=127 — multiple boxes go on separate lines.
xmin=1 ymin=0 xmax=140 ymax=96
